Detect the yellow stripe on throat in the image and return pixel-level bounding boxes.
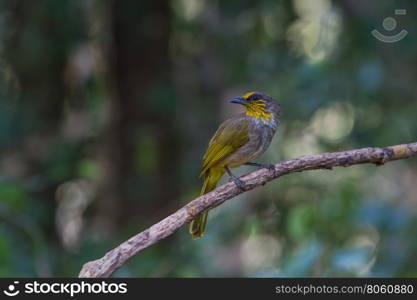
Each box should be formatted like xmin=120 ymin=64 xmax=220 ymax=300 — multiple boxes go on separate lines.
xmin=245 ymin=102 xmax=272 ymax=122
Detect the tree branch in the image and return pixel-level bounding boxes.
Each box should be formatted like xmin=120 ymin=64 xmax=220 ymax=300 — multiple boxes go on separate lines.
xmin=79 ymin=142 xmax=417 ymax=277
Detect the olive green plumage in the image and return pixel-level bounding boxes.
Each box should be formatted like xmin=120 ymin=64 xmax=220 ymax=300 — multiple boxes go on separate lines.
xmin=190 ymin=92 xmax=281 ymax=239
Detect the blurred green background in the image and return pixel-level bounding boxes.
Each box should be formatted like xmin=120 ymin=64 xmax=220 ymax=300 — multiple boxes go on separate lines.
xmin=0 ymin=0 xmax=416 ymax=277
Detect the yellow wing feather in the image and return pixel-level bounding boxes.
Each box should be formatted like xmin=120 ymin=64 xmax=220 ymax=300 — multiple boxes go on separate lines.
xmin=200 ymin=116 xmax=249 ymax=176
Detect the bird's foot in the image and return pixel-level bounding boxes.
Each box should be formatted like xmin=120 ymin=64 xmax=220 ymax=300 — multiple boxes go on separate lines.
xmin=231 ymin=177 xmax=246 ymax=190
xmin=225 ymin=166 xmax=246 ymax=190
xmin=245 ymin=162 xmax=276 ymax=175
xmin=263 ymin=163 xmax=275 ymax=172
xmin=259 ymin=163 xmax=276 ymax=176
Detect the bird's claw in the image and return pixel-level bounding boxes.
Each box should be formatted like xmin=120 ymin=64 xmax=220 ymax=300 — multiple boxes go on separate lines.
xmin=265 ymin=164 xmax=275 ymax=171
xmin=233 ymin=178 xmax=246 ymax=190
xmin=262 ymin=164 xmax=276 ymax=176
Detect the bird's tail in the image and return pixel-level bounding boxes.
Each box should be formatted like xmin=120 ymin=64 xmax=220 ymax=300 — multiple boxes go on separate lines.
xmin=189 ymin=166 xmax=224 ymax=239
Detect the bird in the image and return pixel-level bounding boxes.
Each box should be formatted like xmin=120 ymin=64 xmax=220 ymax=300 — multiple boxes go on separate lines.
xmin=190 ymin=91 xmax=282 ymax=239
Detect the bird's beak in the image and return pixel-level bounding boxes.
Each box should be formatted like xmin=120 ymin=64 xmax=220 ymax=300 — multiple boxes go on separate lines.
xmin=230 ymin=97 xmax=246 ymax=105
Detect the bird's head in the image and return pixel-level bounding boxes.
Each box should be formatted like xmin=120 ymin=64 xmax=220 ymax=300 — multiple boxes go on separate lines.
xmin=230 ymin=91 xmax=281 ymax=123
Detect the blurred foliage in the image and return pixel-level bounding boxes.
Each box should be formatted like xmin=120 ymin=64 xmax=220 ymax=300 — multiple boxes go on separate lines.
xmin=0 ymin=0 xmax=417 ymax=277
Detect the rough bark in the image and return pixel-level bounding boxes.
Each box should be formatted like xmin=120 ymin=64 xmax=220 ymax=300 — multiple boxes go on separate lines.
xmin=79 ymin=142 xmax=417 ymax=278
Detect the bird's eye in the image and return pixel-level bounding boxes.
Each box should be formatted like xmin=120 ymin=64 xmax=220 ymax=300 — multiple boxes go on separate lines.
xmin=249 ymin=94 xmax=261 ymax=101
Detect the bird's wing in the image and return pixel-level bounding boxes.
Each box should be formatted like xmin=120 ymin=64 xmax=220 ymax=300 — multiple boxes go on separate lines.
xmin=200 ymin=116 xmax=249 ymax=176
